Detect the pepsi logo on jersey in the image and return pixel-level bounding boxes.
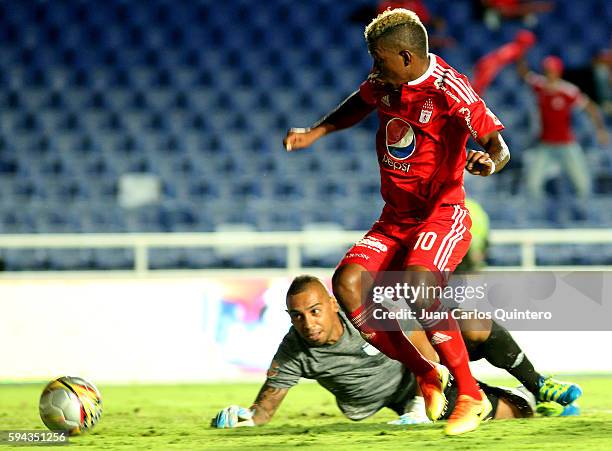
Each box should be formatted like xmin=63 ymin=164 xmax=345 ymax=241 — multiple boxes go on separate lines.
xmin=385 ymin=117 xmax=416 ymax=160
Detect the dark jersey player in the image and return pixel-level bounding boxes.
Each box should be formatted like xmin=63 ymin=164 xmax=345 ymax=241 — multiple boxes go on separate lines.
xmin=283 ymin=8 xmax=510 ymax=435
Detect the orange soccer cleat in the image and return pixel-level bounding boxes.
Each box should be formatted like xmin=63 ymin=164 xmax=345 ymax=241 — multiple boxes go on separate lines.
xmin=444 ymin=390 xmax=492 ymax=436
xmin=416 ymin=363 xmax=450 ymax=421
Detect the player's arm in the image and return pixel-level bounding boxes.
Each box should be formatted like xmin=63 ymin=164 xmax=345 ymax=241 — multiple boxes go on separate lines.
xmin=211 ymin=383 xmax=289 ymax=428
xmin=250 ymin=383 xmax=290 ymax=425
xmin=466 ymin=130 xmax=510 ymax=176
xmin=283 ymin=90 xmax=375 ymax=151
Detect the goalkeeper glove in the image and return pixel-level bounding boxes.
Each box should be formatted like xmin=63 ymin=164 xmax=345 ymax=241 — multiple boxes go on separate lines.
xmin=212 ymin=405 xmax=255 ymax=428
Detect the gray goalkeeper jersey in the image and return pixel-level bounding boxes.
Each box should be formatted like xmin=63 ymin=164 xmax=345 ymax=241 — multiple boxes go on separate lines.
xmin=265 ymin=313 xmax=415 ymax=420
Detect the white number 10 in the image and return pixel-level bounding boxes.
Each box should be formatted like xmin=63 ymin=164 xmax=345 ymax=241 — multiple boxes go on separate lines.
xmin=414 ymin=231 xmax=437 ymax=251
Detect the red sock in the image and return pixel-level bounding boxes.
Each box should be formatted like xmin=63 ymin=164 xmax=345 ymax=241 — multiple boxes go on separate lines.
xmin=347 ymin=304 xmax=434 ymax=376
xmin=420 ymin=303 xmax=481 ymax=399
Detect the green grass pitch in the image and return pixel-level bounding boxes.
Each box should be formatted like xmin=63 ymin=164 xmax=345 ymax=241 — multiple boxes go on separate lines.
xmin=1 ymin=375 xmax=612 ymax=450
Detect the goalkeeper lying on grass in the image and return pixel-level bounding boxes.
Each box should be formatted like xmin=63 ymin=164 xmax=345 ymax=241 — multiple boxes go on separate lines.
xmin=212 ymin=275 xmax=581 ymax=428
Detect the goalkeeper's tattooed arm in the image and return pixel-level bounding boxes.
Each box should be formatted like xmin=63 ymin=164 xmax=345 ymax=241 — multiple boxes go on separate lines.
xmin=250 ymin=383 xmax=289 ymax=425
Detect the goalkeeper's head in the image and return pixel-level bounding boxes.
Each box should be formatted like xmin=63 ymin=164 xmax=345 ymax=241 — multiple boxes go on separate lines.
xmin=286 ymin=275 xmax=344 ymax=346
xmin=364 ymin=8 xmax=429 ymax=88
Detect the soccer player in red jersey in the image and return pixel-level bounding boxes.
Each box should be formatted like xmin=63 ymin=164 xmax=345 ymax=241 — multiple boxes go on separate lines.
xmin=517 ymin=56 xmax=609 ymax=201
xmin=283 ymin=8 xmax=510 ymax=435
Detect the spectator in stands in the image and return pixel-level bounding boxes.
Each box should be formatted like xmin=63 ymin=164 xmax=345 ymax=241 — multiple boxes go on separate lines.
xmin=474 ymin=0 xmax=554 ymax=30
xmin=593 ymin=39 xmax=612 ymax=114
xmin=471 ymin=29 xmax=536 ymax=95
xmin=517 ymin=55 xmax=609 ymax=201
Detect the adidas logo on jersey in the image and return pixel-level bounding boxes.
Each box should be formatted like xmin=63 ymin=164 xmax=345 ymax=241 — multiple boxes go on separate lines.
xmin=381 ymin=95 xmax=391 ymax=107
xmin=430 ymin=332 xmax=452 ymax=345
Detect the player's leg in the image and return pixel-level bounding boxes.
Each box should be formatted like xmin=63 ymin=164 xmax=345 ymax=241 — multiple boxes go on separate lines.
xmin=404 ymin=204 xmax=491 ymax=434
xmin=332 ymin=233 xmax=439 ymax=378
xmin=404 ymin=205 xmax=480 ymax=400
xmin=407 ymin=320 xmax=539 ymax=394
xmin=384 ymin=326 xmax=440 ymax=425
xmin=332 ymin=232 xmax=449 ymax=420
xmin=386 ymin=371 xmax=431 ymax=425
xmin=443 ymin=379 xmax=535 ymax=422
xmin=461 ymin=317 xmax=582 ymax=405
xmin=394 ymin=326 xmax=526 ymax=424
xmin=404 ymin=267 xmax=480 ymax=396
xmin=437 ymin=375 xmax=492 ymax=425
xmin=405 ymin=266 xmax=490 ymax=434
xmin=405 ymin=323 xmax=439 ymax=361
xmin=460 ymin=317 xmax=541 ymax=395
xmin=411 ymin=314 xmax=582 ymax=406
xmin=390 ymin=375 xmax=534 ymax=424
xmin=337 ymin=402 xmax=381 ymax=422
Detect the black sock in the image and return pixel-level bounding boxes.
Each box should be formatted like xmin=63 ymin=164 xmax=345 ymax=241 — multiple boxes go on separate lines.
xmin=478 ymin=321 xmax=542 ymax=395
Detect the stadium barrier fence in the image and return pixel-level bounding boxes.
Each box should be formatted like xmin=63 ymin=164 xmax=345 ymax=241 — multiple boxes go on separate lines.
xmin=0 ymin=229 xmax=611 ymax=273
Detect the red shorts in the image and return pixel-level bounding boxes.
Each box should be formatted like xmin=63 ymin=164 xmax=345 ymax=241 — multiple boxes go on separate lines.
xmin=339 ymin=204 xmax=472 ymax=283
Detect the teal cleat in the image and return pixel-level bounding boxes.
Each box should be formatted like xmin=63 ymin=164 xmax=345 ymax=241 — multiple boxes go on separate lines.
xmin=537 ymin=376 xmax=583 ymax=406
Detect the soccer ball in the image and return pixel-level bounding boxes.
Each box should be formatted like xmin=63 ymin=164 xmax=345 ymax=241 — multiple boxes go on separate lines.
xmin=39 ymin=376 xmax=103 ymax=435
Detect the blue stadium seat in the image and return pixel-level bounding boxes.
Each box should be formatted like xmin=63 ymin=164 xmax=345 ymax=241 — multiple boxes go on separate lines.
xmin=487 ymin=245 xmax=522 ymax=266
xmin=93 ymin=249 xmax=134 ymax=270
xmin=148 ymin=248 xmax=185 ymax=269
xmin=1 ymin=248 xmax=50 ymax=271
xmin=0 ymin=208 xmax=37 ymax=233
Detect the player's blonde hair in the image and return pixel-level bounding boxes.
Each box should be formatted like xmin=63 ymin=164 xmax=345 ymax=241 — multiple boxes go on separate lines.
xmin=364 ymin=8 xmax=428 ymax=57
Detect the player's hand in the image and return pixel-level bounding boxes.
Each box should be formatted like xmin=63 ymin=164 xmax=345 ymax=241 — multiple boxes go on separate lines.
xmin=466 ymin=150 xmax=495 ymax=176
xmin=211 ymin=405 xmax=255 ymax=428
xmin=283 ymin=127 xmax=322 ymax=151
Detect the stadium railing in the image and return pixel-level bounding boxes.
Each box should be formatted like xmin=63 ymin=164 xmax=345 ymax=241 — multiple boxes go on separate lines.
xmin=0 ymin=229 xmax=611 ymax=273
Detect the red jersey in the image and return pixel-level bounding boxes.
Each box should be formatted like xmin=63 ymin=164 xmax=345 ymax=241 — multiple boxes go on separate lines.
xmin=359 ymin=54 xmax=504 ymax=220
xmin=526 ymin=72 xmax=587 ymax=144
